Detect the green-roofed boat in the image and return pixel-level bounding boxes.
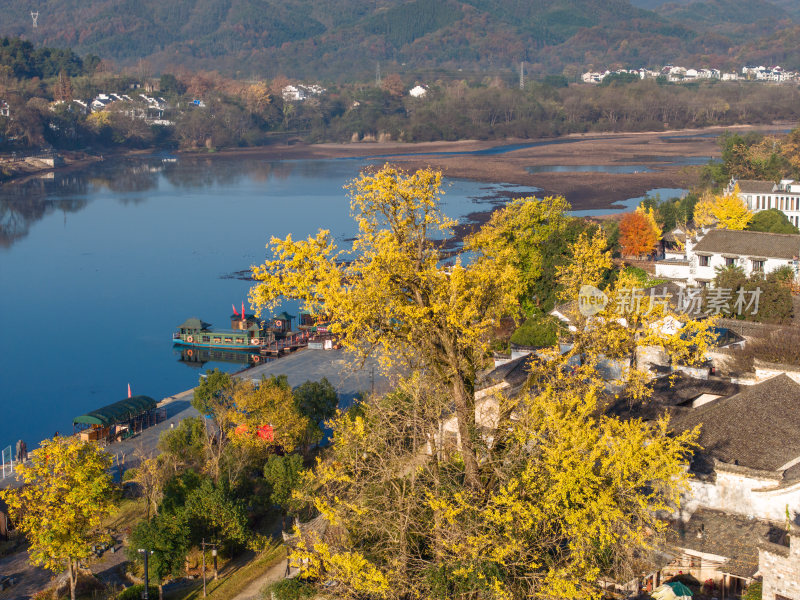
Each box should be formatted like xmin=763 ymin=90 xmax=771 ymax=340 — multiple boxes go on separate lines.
xmin=173 ymin=312 xmax=275 ymax=350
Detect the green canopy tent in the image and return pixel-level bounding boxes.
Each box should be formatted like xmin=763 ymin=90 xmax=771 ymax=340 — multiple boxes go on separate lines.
xmin=652 ymin=582 xmax=693 ymax=600
xmin=667 ymin=582 xmax=694 ymax=598
xmin=73 ymin=395 xmax=157 ymax=431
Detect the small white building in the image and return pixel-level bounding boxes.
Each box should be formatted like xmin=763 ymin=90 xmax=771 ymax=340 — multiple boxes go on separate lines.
xmin=729 ymin=178 xmax=800 ymax=229
xmin=282 ymin=85 xmax=306 ymax=102
xmin=655 ymin=228 xmax=800 ymax=285
xmin=281 ymin=84 xmax=326 ymax=102
xmin=0 ymin=100 xmax=9 ymax=117
xmin=408 ymin=85 xmax=427 ymax=98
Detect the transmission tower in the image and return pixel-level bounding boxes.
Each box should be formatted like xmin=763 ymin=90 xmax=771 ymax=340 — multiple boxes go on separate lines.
xmin=519 ymin=61 xmax=525 ymax=90
xmin=31 ymin=12 xmax=39 ymax=28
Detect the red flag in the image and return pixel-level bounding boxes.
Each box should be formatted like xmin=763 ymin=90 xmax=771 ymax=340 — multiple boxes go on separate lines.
xmin=242 ymin=301 xmax=245 ymax=320
xmin=232 ymin=304 xmax=238 ymax=317
xmin=127 ymin=383 xmax=132 ymax=398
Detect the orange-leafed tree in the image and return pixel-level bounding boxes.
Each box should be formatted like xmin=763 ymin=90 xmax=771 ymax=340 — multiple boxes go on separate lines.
xmin=619 ymin=211 xmax=659 ymax=258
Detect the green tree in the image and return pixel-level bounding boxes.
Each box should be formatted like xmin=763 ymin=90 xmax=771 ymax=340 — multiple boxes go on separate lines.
xmin=748 ymin=208 xmax=800 ymax=234
xmin=128 ymin=512 xmax=190 ymax=600
xmin=509 ymin=314 xmax=561 ymax=347
xmin=466 ymin=194 xmax=572 ymax=314
xmin=1 ymin=437 xmax=117 ymax=600
xmin=158 ymin=416 xmax=206 ymax=471
xmin=293 ymin=378 xmax=338 ymax=449
xmin=293 ymin=378 xmax=338 ymax=426
xmin=263 ymin=454 xmax=304 ymax=509
xmin=192 ymin=368 xmax=234 ymax=415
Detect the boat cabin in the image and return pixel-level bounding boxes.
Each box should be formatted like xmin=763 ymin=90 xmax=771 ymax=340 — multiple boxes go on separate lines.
xmin=271 ymin=311 xmax=295 ymax=335
xmin=230 ymin=312 xmax=261 ymax=330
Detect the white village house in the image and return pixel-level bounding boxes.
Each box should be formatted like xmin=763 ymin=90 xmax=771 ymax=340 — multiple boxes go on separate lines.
xmin=729 ymin=178 xmax=800 ymax=229
xmin=655 ymin=228 xmax=800 ymax=285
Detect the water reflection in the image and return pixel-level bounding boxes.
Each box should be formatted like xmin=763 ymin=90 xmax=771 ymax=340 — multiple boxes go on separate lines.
xmin=176 ymin=346 xmax=270 ymax=369
xmin=0 ymin=176 xmax=89 ymax=248
xmin=0 ymin=157 xmax=307 ymax=249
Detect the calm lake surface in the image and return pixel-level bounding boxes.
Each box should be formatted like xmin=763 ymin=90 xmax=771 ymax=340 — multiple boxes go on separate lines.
xmin=0 ymin=153 xmax=686 ymax=449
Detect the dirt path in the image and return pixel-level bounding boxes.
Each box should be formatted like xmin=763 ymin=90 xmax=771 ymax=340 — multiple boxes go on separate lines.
xmin=0 ymin=548 xmax=51 ymax=600
xmin=230 ymin=560 xmax=296 ymax=600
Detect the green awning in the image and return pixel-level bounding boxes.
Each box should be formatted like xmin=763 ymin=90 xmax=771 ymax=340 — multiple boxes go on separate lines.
xmin=73 ymin=395 xmax=157 ymax=426
xmin=178 ymin=317 xmax=212 ymax=330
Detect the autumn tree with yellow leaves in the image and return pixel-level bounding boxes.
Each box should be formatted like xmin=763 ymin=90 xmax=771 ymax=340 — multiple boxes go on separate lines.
xmin=248 ymin=166 xmax=711 ymax=599
xmin=290 ymin=339 xmax=700 ymax=599
xmin=694 ymin=184 xmax=753 ymax=230
xmin=250 ymin=165 xmax=521 ymax=490
xmin=555 ymin=228 xmax=613 ymax=302
xmin=1 ymin=437 xmax=117 ymax=600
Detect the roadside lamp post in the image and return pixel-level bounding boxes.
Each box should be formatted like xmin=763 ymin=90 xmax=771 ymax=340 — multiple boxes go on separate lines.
xmin=201 ymin=539 xmax=206 ymax=598
xmin=137 ymin=549 xmax=153 ymax=599
xmin=201 ymin=538 xmax=219 ymax=596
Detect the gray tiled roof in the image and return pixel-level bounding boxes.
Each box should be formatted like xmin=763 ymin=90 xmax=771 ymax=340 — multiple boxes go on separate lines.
xmin=670 ymin=374 xmax=800 ymax=472
xmin=480 ymin=354 xmax=536 ymax=390
xmin=667 ymin=509 xmax=785 ymax=578
xmin=607 ymin=373 xmax=739 ymax=421
xmin=736 ymin=179 xmax=777 ymax=194
xmin=693 ymin=229 xmax=800 ymax=260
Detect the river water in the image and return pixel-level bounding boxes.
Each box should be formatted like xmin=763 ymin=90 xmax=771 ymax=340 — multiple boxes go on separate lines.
xmin=0 ymin=153 xmax=685 ymax=450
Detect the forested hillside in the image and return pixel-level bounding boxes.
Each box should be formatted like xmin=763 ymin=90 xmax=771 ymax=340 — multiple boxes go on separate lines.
xmin=0 ymin=0 xmax=798 ymax=79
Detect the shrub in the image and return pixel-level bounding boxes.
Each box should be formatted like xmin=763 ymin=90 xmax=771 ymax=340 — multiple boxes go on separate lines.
xmin=117 ymin=584 xmax=159 ymax=599
xmin=742 ymin=581 xmax=762 ymax=600
xmin=264 ymin=578 xmax=316 ymax=600
xmin=510 ymin=315 xmax=561 ymax=348
xmin=620 ymin=266 xmax=666 ymax=288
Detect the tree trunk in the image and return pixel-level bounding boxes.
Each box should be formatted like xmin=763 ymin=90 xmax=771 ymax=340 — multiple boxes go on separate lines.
xmin=159 ymin=582 xmax=164 ymax=600
xmin=69 ymin=558 xmax=77 ymax=600
xmin=451 ymin=376 xmax=481 ymax=491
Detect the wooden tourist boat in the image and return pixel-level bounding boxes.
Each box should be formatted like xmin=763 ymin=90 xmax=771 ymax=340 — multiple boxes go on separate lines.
xmin=173 ymin=310 xmax=275 ymax=350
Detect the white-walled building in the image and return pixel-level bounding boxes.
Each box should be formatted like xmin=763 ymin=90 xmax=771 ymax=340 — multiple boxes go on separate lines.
xmin=729 ymin=178 xmax=800 ymax=228
xmin=655 ymin=228 xmax=800 ymax=284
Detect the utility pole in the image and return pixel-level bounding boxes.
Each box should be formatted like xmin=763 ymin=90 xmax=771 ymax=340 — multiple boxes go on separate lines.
xmin=519 ymin=61 xmax=525 ymax=90
xmin=376 ymin=62 xmax=381 ymax=87
xmin=138 ymin=548 xmax=153 ymax=599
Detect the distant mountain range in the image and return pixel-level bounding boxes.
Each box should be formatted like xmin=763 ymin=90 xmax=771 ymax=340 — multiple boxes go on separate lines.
xmin=1 ymin=0 xmax=799 ymax=79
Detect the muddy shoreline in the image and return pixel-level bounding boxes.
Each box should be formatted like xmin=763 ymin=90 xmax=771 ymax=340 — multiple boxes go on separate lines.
xmin=178 ymin=123 xmax=792 ymax=211
xmin=3 ymin=122 xmax=792 ymax=211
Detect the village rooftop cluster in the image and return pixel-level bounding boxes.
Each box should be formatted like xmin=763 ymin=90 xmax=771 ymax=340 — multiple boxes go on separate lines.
xmin=582 ymin=64 xmax=799 ymax=84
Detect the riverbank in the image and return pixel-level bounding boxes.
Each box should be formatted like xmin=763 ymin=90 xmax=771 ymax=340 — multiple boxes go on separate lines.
xmin=2 ymin=122 xmax=791 ymax=209
xmin=0 ymin=151 xmax=104 ymax=185
xmin=179 ymin=122 xmax=792 ymax=210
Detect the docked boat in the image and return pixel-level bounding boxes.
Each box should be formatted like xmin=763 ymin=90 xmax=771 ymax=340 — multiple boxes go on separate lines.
xmin=173 ymin=312 xmax=275 ymax=350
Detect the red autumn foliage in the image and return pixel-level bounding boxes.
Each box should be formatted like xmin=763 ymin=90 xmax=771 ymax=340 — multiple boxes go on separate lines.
xmin=619 ymin=212 xmax=658 ymax=258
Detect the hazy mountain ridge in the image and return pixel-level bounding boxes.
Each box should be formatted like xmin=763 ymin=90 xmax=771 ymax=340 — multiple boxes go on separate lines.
xmin=1 ymin=0 xmax=798 ymax=79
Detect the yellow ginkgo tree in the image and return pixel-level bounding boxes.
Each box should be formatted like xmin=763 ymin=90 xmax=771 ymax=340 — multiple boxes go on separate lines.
xmin=250 ymin=165 xmax=522 ymax=490
xmin=1 ymin=436 xmax=117 ymax=600
xmin=694 ymin=184 xmax=753 ymax=230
